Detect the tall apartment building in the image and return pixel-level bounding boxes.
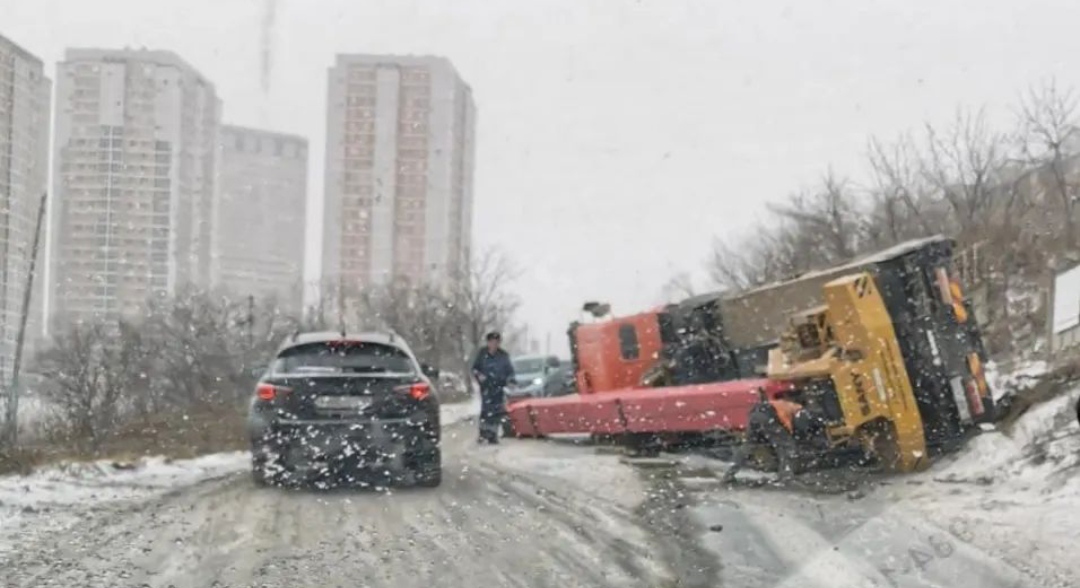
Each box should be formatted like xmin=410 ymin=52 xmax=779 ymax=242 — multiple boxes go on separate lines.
xmin=50 ymin=48 xmax=220 ymax=327
xmin=0 ymin=34 xmax=50 ymax=383
xmin=215 ymin=125 xmax=307 ymax=311
xmin=322 ymin=54 xmax=476 ymax=298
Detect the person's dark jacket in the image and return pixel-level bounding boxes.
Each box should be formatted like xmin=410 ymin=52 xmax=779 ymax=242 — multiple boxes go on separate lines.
xmin=472 ymin=348 xmax=516 ymax=390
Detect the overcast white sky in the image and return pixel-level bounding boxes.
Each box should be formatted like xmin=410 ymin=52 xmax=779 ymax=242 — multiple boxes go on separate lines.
xmin=5 ymin=0 xmax=1080 ymax=355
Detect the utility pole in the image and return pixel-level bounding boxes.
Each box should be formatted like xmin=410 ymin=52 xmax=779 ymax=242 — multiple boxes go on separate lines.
xmin=246 ymin=294 xmax=255 ymax=349
xmin=337 ymin=279 xmax=346 ymax=336
xmin=5 ymin=192 xmax=47 ymax=446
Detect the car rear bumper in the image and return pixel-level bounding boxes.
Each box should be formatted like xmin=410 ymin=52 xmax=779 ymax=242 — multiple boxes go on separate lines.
xmin=251 ymin=415 xmax=439 ymax=477
xmin=252 ymin=410 xmax=436 ymax=450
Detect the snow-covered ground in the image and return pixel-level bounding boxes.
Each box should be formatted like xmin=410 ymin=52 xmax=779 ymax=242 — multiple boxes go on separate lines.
xmin=898 ymin=387 xmax=1080 ymax=586
xmin=683 ymin=383 xmax=1080 ymax=587
xmin=986 ymin=358 xmax=1050 ymax=401
xmin=481 ymin=438 xmax=647 ymax=510
xmin=0 ymin=396 xmax=481 ymax=552
xmin=440 ymin=394 xmax=480 ymax=426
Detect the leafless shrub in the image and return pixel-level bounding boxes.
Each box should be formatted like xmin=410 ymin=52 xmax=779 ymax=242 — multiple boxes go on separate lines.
xmin=35 ymin=320 xmax=146 ymax=450
xmin=27 ymin=287 xmax=300 ymax=456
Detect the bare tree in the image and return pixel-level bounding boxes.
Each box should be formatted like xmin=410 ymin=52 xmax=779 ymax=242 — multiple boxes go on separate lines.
xmin=866 ymin=134 xmax=938 ymax=244
xmin=767 ymin=169 xmax=861 ymax=263
xmin=708 ymin=236 xmax=762 ymax=291
xmin=349 ymin=277 xmax=461 ymax=369
xmin=921 ymin=108 xmax=1007 ymax=242
xmin=144 ymin=287 xmax=246 ymax=407
xmin=708 ymin=225 xmax=798 ymax=291
xmin=659 ymin=271 xmax=696 ymax=303
xmin=1017 ymin=78 xmax=1080 ymax=251
xmin=454 ymin=247 xmax=521 ymax=354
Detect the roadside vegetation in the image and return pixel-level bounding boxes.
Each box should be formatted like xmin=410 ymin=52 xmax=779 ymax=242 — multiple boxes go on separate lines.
xmin=668 ymin=79 xmax=1080 ymax=361
xmin=0 ymin=248 xmax=520 ymax=474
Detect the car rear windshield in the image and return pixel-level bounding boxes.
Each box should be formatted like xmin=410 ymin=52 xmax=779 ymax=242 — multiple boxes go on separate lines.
xmin=271 ymin=341 xmax=416 ymax=375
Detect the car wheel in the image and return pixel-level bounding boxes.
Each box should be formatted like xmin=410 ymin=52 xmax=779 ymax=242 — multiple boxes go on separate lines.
xmin=252 ymin=442 xmax=285 ymax=487
xmin=252 ymin=456 xmax=273 ymax=487
xmin=414 ymin=447 xmax=442 ymax=488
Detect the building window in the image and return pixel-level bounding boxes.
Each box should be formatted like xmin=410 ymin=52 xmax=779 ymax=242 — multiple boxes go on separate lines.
xmin=618 ymin=324 xmax=640 ymax=361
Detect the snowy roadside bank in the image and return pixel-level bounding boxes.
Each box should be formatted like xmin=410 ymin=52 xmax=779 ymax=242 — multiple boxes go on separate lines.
xmin=684 ymin=385 xmax=1080 ymax=587
xmin=897 ymin=388 xmax=1080 ymax=586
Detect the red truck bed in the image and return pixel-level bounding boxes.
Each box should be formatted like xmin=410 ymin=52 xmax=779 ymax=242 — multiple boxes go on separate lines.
xmin=506 ymin=378 xmax=794 ymax=438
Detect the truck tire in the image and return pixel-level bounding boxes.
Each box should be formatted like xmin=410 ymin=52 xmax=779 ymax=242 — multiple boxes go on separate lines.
xmin=861 ymin=420 xmax=902 ymax=472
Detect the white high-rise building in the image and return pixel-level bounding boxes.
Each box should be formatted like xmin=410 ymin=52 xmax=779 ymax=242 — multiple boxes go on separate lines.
xmin=0 ymin=33 xmax=50 ymax=383
xmin=215 ymin=125 xmax=308 ymax=312
xmin=50 ymin=48 xmax=220 ymax=327
xmin=322 ymin=54 xmax=476 ymax=296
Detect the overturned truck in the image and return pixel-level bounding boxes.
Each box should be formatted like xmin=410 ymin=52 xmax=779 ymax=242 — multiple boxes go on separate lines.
xmin=507 ymin=236 xmax=995 ymax=472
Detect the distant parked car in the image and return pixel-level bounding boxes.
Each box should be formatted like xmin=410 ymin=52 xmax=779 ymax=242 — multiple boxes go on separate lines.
xmin=247 ymin=330 xmax=442 ymax=488
xmin=550 ymin=362 xmax=576 ymax=396
xmin=507 ymin=355 xmax=567 ymax=402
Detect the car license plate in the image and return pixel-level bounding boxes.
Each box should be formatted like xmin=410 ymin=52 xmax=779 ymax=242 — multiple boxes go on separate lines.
xmin=314 ymin=396 xmax=371 ymax=412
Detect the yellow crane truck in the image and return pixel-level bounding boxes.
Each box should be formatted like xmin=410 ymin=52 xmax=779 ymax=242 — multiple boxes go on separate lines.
xmin=748 ymin=237 xmax=994 ymax=473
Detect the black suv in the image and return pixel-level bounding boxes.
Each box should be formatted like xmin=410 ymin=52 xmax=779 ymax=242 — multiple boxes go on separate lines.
xmin=247 ymin=331 xmax=442 ymax=488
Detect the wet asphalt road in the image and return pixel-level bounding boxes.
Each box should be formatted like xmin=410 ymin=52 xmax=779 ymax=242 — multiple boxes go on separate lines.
xmin=0 ymin=421 xmax=713 ymax=588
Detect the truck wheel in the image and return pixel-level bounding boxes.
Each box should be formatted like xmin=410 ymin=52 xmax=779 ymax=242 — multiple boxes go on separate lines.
xmin=861 ymin=421 xmax=902 ymax=473
xmin=627 ymin=433 xmax=662 ymax=457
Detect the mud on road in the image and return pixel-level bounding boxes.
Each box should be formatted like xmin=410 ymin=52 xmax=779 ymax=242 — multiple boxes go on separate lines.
xmin=0 ymin=425 xmax=719 ymax=588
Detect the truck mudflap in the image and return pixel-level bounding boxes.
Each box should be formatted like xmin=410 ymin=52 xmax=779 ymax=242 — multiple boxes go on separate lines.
xmin=506 ymin=378 xmax=794 ymax=438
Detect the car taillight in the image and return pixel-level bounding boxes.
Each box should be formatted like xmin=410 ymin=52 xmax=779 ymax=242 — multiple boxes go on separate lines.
xmin=256 ymin=383 xmax=290 ymax=401
xmin=395 ymin=382 xmax=431 ymax=401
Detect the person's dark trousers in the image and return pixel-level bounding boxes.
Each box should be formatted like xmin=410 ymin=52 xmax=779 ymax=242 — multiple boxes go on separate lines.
xmin=479 ymin=385 xmax=506 ymax=443
xmin=722 ymin=408 xmax=797 ymax=482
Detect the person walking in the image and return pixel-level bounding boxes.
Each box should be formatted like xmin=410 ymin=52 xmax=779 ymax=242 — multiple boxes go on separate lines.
xmin=471 ymin=332 xmax=516 ymax=444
